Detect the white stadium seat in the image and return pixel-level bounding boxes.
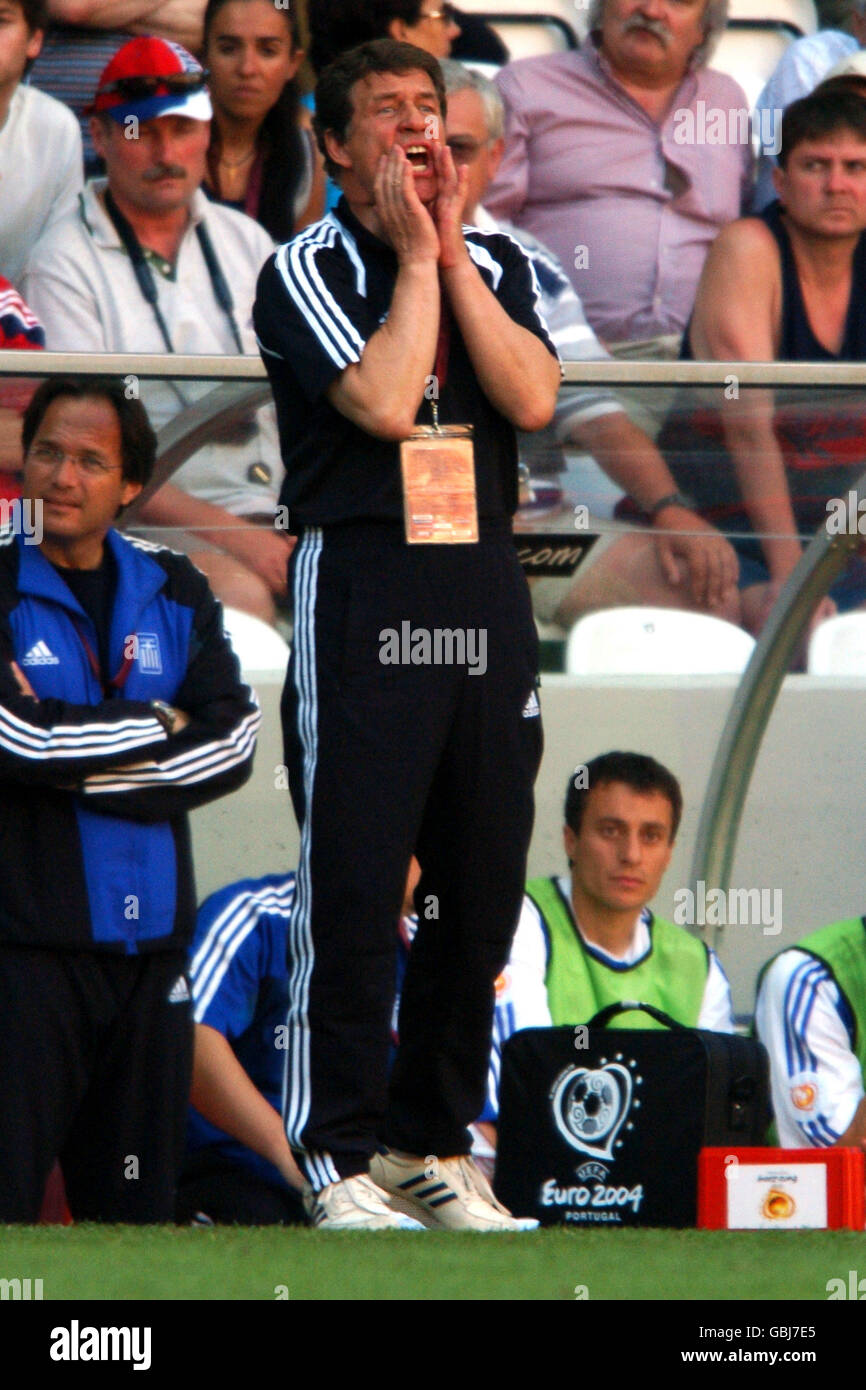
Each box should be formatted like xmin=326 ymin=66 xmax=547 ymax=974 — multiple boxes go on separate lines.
xmin=457 ymin=0 xmax=816 ymax=64
xmin=565 ymin=605 xmax=756 ymax=675
xmin=222 ymin=606 xmax=290 ymax=673
xmin=710 ymin=27 xmax=793 ymax=110
xmin=807 ymin=612 xmax=866 ymax=675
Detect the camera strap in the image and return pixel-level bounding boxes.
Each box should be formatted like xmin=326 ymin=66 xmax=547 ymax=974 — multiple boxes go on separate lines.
xmin=103 ymin=187 xmax=245 ymax=355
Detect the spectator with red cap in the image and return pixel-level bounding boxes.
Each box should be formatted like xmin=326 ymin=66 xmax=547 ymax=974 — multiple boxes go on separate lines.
xmin=22 ymin=37 xmax=292 ymax=623
xmin=28 ymin=0 xmax=206 ymax=173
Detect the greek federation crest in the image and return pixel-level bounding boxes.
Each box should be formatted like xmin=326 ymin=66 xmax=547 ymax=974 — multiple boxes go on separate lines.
xmin=137 ymin=633 xmax=162 ymax=674
xmin=550 ymin=1058 xmax=641 ymax=1160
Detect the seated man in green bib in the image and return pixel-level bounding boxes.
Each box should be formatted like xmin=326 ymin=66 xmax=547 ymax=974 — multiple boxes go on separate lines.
xmin=495 ymin=751 xmax=734 ymax=1042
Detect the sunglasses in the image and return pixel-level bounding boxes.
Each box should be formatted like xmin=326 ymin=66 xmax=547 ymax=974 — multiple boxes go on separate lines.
xmin=421 ymin=4 xmax=457 ymax=22
xmin=98 ymin=71 xmax=209 ymax=99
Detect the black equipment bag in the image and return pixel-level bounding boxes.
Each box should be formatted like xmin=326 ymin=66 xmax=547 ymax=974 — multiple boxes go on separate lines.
xmin=493 ymin=1001 xmax=771 ymax=1227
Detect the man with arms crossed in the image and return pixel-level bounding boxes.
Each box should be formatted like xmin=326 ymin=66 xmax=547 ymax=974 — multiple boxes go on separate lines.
xmin=254 ymin=39 xmax=560 ymax=1230
xmin=0 ymin=377 xmax=259 ymax=1222
xmin=484 ymin=0 xmax=751 ymax=351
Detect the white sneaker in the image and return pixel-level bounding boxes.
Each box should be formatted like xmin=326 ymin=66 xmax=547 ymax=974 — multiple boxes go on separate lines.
xmin=303 ymin=1173 xmax=426 ymax=1230
xmin=369 ymin=1150 xmax=539 ymax=1232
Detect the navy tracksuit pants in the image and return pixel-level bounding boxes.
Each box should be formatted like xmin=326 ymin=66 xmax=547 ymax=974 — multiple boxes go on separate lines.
xmin=281 ymin=520 xmax=542 ymax=1189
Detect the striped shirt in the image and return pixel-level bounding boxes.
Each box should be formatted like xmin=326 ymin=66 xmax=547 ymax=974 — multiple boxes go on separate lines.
xmin=473 ymin=206 xmax=622 ymax=454
xmin=0 ymin=279 xmax=44 ymax=350
xmin=187 ymin=874 xmax=296 ymax=1184
xmin=754 ymin=949 xmax=863 ymax=1147
xmin=187 ymin=872 xmax=526 ymax=1181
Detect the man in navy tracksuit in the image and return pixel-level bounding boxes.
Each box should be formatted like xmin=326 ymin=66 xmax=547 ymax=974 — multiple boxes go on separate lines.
xmin=0 ymin=376 xmax=260 ymax=1223
xmin=254 ymin=41 xmax=560 ymax=1229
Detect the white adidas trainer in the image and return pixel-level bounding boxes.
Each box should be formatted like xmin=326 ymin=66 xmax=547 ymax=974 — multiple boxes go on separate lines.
xmin=369 ymin=1150 xmax=539 ymax=1231
xmin=304 ymin=1173 xmax=426 ymax=1231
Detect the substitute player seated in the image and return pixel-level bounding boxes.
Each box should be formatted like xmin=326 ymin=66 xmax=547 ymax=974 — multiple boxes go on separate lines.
xmin=179 ymin=864 xmax=505 ymax=1222
xmin=755 ymin=917 xmax=866 ymax=1149
xmin=504 ymin=751 xmax=734 ymax=1035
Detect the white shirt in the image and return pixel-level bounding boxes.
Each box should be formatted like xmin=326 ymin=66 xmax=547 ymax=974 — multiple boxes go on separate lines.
xmin=506 ymin=875 xmax=734 ymax=1032
xmin=754 ymin=948 xmax=863 ymax=1147
xmin=482 ymin=875 xmax=734 ymax=1121
xmin=752 ymin=31 xmax=859 ymax=211
xmin=473 ymin=205 xmax=620 ymax=434
xmin=0 ymin=85 xmax=83 ymax=287
xmin=22 ymin=180 xmax=282 ymax=518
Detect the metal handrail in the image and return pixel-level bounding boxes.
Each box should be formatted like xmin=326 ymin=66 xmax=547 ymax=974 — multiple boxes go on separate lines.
xmin=2 ymin=351 xmax=865 ymax=919
xmin=689 ymin=483 xmax=866 ymax=946
xmin=5 ymin=353 xmax=866 ymax=387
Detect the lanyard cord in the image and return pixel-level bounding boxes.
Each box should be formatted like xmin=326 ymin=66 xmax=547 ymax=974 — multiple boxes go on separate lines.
xmin=103 ymin=188 xmax=244 ymax=355
xmin=430 ymin=295 xmax=451 ymax=431
xmin=195 ymin=219 xmax=244 ymax=354
xmin=70 ymin=615 xmax=134 ymax=697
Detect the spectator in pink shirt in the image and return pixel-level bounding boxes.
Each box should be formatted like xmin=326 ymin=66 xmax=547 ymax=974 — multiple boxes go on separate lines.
xmin=484 ymin=0 xmax=754 ymax=354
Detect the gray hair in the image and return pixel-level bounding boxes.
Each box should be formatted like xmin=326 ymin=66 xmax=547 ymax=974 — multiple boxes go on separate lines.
xmin=439 ymin=59 xmax=505 ymax=140
xmin=587 ymin=0 xmax=730 ymax=69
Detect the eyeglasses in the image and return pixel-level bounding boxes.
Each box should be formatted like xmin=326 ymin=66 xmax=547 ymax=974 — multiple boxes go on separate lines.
xmin=97 ymin=72 xmax=209 ymax=100
xmin=419 ymin=4 xmax=458 ymax=23
xmin=446 ymin=136 xmax=488 ymax=164
xmin=28 ymin=443 xmax=122 ymax=477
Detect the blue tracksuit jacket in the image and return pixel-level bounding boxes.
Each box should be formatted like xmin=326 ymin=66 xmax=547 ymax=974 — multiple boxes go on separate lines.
xmin=0 ymin=527 xmax=260 ymax=952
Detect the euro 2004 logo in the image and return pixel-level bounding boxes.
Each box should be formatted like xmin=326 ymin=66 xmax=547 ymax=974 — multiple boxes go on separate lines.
xmin=550 ymin=1056 xmax=642 ymax=1160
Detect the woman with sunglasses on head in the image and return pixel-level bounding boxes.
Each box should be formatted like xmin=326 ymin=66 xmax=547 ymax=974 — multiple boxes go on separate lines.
xmin=203 ymin=0 xmax=325 ymax=242
xmin=307 ymin=0 xmax=462 ymax=74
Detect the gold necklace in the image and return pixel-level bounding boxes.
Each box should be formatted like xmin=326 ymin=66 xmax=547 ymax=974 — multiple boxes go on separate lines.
xmin=219 ymin=147 xmax=256 ymax=169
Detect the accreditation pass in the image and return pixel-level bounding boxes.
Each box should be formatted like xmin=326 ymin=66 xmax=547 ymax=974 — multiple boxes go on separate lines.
xmin=400 ymin=424 xmax=478 ymax=544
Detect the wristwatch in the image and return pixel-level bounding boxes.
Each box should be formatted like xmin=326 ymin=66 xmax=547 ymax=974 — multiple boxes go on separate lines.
xmin=648 ymin=490 xmax=694 ymax=519
xmin=150 ymin=699 xmax=178 ymax=735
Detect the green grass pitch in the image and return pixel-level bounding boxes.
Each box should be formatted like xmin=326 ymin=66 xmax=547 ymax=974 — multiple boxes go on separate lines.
xmin=3 ymin=1226 xmax=863 ymax=1300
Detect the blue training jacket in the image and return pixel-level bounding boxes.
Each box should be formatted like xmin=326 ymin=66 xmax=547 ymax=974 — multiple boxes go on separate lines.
xmin=0 ymin=528 xmax=260 ymax=952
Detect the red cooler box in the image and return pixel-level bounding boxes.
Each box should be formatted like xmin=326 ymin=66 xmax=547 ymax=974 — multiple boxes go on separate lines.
xmin=698 ymin=1146 xmax=865 ymax=1229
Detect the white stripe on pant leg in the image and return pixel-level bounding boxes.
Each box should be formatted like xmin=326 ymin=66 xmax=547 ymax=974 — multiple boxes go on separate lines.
xmin=284 ymin=529 xmax=322 ymax=1152
xmin=286 ymin=530 xmax=317 ymax=1145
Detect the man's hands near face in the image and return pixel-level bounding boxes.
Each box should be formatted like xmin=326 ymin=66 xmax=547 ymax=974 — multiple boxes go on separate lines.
xmin=374 ymin=141 xmax=469 ymax=270
xmin=433 ymin=142 xmax=470 ymax=271
xmin=375 ymin=144 xmax=441 ymax=265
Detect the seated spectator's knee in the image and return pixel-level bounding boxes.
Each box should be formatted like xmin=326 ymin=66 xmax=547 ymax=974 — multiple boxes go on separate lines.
xmin=188 ymin=551 xmax=276 ymax=626
xmin=553 ymin=532 xmax=742 ymax=630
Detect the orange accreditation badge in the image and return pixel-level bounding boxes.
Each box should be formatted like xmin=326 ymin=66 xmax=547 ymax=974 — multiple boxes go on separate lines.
xmin=400 ymin=424 xmax=478 ymax=544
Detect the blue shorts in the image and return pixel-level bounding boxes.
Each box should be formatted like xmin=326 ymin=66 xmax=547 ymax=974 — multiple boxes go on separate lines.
xmin=736 ymin=544 xmax=866 ymax=612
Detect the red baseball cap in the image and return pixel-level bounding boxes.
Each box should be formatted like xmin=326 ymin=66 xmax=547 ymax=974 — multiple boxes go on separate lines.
xmin=87 ymin=37 xmax=212 ymax=124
